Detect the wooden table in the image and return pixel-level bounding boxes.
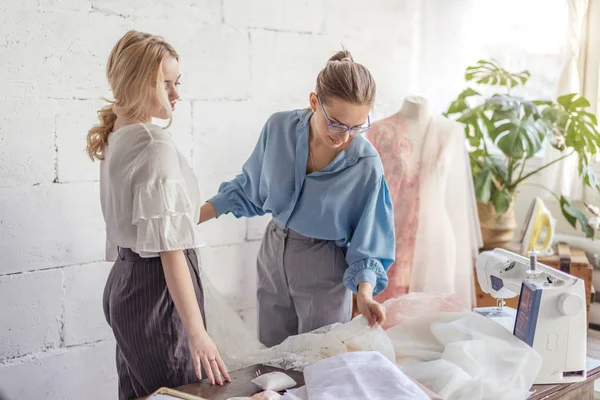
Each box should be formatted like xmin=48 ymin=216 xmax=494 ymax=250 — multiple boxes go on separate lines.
xmin=527 ymin=358 xmax=600 ymax=399
xmin=139 ymin=358 xmax=600 ymax=399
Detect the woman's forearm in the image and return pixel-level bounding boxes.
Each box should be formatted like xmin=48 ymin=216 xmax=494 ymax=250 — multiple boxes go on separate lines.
xmin=358 ymin=281 xmax=374 ymax=298
xmin=161 ymin=250 xmax=205 ymax=334
xmin=199 ymin=202 xmax=217 ymax=224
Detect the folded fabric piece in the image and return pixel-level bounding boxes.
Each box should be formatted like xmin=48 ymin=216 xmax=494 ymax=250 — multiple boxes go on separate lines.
xmin=303 ymin=351 xmax=429 ymax=400
xmin=251 ymin=371 xmax=297 ymax=392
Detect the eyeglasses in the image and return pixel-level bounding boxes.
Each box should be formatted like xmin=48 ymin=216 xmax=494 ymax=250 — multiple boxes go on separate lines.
xmin=317 ymin=96 xmax=371 ymax=136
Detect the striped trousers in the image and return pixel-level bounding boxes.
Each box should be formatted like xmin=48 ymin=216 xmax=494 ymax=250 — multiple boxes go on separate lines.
xmin=103 ymin=248 xmax=205 ymax=400
xmin=257 ymin=220 xmax=352 ymax=347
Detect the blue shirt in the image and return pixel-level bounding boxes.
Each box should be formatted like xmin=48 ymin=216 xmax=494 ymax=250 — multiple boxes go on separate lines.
xmin=209 ymin=109 xmax=395 ymax=296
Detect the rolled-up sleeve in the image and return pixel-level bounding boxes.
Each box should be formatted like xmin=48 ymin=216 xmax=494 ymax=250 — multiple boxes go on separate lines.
xmin=343 ymin=176 xmax=395 ymax=296
xmin=209 ymin=124 xmax=268 ymax=219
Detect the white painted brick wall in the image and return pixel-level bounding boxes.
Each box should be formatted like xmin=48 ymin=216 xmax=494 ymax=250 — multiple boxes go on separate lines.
xmin=249 ymin=30 xmax=339 ymax=107
xmin=0 ymin=99 xmax=58 ymax=186
xmin=56 ymin=99 xmax=104 ymax=183
xmin=0 ymin=341 xmax=117 ymax=400
xmin=0 ymin=183 xmax=105 ymax=274
xmin=0 ymin=270 xmax=63 ymax=360
xmin=0 ymin=1 xmax=567 ymax=399
xmin=223 ymin=0 xmax=326 ymax=33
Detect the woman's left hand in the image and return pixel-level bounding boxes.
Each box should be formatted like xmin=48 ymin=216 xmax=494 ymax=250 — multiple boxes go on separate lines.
xmin=357 ymin=282 xmax=386 ymax=327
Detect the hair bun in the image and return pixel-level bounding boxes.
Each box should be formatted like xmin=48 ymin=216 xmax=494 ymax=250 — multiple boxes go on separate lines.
xmin=329 ymin=50 xmax=354 ymax=63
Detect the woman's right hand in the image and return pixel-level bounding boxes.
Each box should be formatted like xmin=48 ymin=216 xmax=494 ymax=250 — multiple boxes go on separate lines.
xmin=188 ymin=329 xmax=231 ymax=385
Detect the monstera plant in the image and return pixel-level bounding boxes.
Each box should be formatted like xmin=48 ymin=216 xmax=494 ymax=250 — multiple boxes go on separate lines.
xmin=446 ymin=59 xmax=600 ymax=244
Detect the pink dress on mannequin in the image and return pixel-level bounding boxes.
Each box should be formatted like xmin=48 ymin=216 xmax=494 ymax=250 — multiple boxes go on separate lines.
xmin=366 ymin=113 xmax=421 ymax=303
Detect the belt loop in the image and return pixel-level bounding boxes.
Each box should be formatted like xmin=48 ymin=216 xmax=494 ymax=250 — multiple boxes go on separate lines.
xmin=117 ymin=246 xmax=125 ymax=260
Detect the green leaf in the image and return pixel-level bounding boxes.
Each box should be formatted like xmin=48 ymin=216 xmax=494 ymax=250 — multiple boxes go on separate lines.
xmin=492 ymin=113 xmax=545 ymax=158
xmin=447 ymin=98 xmax=468 ymax=115
xmin=468 ymin=133 xmax=482 ymax=147
xmin=488 ymin=155 xmax=509 ymax=182
xmin=571 ymin=96 xmax=591 ymax=109
xmin=465 ymin=59 xmax=530 ymax=89
xmin=554 ymin=95 xmax=600 ymax=168
xmin=582 ymin=111 xmax=598 ymax=126
xmin=541 ymin=106 xmax=559 ymax=124
xmin=485 ymin=95 xmax=540 ymax=118
xmin=474 ymin=169 xmax=493 ymax=203
xmin=560 ymin=196 xmax=578 ymax=228
xmin=492 ymin=189 xmax=512 ymax=215
xmin=461 ymin=88 xmax=481 ymax=98
xmin=456 ymin=107 xmax=490 ymax=147
xmin=557 ymin=93 xmax=577 ymax=108
xmin=581 ymin=164 xmax=600 ymax=192
xmin=457 ymin=108 xmax=481 ymax=125
xmin=446 ymin=88 xmax=480 ymax=115
xmin=486 ymin=95 xmax=520 ymax=112
xmin=560 ymin=196 xmax=594 ymax=238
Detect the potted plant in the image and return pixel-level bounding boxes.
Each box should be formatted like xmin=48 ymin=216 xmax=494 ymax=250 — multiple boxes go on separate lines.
xmin=446 ymin=59 xmax=600 ymax=248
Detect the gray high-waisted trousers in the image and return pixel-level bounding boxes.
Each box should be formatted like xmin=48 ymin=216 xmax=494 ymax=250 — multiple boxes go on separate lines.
xmin=103 ymin=247 xmax=205 ymax=400
xmin=258 ymin=220 xmax=352 ymax=347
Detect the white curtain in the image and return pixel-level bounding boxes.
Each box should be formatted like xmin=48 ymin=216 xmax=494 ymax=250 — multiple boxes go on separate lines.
xmin=583 ymin=0 xmax=600 ymax=202
xmin=542 ymin=0 xmax=590 ymax=201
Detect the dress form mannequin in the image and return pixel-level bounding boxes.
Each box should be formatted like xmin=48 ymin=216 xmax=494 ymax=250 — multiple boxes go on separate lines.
xmin=368 ymin=95 xmax=482 ymax=308
xmin=398 ymin=96 xmax=431 ymax=155
xmin=366 ymin=96 xmax=431 ymax=303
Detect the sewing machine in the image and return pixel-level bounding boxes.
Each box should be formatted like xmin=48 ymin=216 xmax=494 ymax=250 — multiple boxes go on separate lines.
xmin=474 ymin=248 xmax=587 ymax=384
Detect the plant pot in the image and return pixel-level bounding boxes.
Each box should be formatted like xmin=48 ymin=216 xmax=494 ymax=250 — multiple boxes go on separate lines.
xmin=477 ymin=199 xmax=517 ymax=250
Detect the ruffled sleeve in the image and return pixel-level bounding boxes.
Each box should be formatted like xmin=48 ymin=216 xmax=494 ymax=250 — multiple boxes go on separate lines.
xmin=130 ymin=139 xmax=204 ymax=254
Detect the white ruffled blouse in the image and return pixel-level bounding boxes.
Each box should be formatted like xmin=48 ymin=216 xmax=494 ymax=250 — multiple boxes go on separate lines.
xmin=100 ymin=123 xmax=205 ymax=261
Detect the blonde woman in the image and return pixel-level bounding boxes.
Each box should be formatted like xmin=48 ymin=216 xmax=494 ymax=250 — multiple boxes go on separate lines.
xmin=87 ymin=30 xmax=230 ymax=400
xmin=201 ymin=50 xmax=396 ymax=347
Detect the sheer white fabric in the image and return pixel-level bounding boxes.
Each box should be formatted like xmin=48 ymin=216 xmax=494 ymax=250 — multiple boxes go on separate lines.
xmin=100 ymin=123 xmax=205 ymax=260
xmin=390 ymin=312 xmax=541 ymax=400
xmin=410 ymin=117 xmax=482 ymax=309
xmin=205 ymin=277 xmax=541 ymax=400
xmin=302 ymin=352 xmax=429 ymax=400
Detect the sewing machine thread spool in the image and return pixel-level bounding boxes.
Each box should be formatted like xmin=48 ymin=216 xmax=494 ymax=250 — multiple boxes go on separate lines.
xmin=527 ymin=249 xmax=542 ymax=279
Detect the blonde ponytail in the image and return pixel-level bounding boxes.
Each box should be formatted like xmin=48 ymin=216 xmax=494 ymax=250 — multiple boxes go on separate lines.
xmin=86 ymin=30 xmax=179 ymax=162
xmin=86 ymin=104 xmax=117 ymax=161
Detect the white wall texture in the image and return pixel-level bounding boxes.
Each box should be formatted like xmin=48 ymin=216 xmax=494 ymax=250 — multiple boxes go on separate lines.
xmin=0 ymin=0 xmax=570 ymax=399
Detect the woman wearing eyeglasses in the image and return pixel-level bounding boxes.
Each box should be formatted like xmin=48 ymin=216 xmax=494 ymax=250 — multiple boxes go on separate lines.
xmin=200 ymin=50 xmax=395 ymax=347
